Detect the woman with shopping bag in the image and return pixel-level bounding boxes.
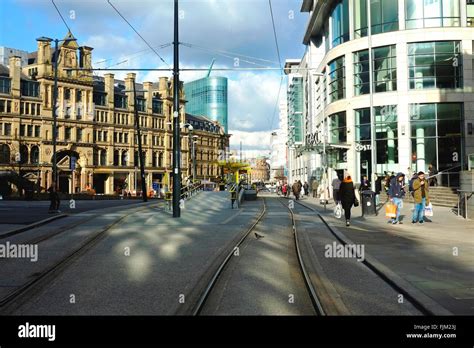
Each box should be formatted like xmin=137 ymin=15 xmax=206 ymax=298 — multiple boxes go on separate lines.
xmin=411 ymin=171 xmax=430 ymax=224
xmin=339 ymin=174 xmax=357 ymax=227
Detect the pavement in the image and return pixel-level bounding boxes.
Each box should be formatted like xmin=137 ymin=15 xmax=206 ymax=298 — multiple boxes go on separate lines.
xmin=3 ymin=191 xmax=264 ymax=315
xmin=0 ymin=199 xmax=142 ymax=231
xmin=294 ymin=193 xmax=474 ymax=315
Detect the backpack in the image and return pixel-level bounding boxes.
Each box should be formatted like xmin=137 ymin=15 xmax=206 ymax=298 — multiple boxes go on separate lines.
xmin=408 ymin=176 xmax=417 ymax=197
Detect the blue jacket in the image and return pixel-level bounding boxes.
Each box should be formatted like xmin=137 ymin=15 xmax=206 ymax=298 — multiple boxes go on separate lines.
xmin=388 ymin=173 xmax=406 ymax=198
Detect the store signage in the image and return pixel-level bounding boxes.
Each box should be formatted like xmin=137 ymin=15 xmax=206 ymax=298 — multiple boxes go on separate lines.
xmin=355 ymin=143 xmax=372 ymax=152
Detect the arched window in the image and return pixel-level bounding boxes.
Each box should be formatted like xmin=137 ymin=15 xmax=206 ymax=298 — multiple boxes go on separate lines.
xmin=152 ymin=152 xmax=157 ymax=167
xmin=100 ymin=149 xmax=107 ymax=166
xmin=113 ymin=150 xmax=119 ymax=166
xmin=121 ymin=151 xmax=128 ymax=166
xmin=0 ymin=144 xmax=10 ymax=164
xmin=30 ymin=146 xmax=39 ymax=164
xmin=20 ymin=145 xmax=29 ymax=164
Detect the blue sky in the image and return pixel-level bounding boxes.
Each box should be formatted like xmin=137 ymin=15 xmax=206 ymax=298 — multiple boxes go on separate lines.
xmin=0 ymin=0 xmax=308 ymax=157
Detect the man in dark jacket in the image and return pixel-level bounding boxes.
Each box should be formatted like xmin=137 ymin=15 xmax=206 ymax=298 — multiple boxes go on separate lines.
xmin=388 ymin=172 xmax=405 ymax=224
xmin=292 ymin=181 xmax=301 ymax=200
xmin=339 ymin=175 xmax=356 ymax=227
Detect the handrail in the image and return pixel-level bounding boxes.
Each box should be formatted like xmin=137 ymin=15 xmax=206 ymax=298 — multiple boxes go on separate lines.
xmin=427 ymin=164 xmax=462 ymax=178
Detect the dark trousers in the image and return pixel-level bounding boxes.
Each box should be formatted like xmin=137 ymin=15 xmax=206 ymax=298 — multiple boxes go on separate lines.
xmin=343 ymin=205 xmax=351 ymax=220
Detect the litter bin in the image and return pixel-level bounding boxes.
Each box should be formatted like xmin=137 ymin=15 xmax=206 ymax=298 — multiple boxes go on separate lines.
xmin=361 ymin=190 xmax=376 ymax=216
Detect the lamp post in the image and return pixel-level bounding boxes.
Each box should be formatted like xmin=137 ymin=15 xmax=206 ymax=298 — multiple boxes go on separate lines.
xmin=36 ymin=36 xmax=77 ymax=188
xmin=192 ymin=135 xmax=198 ymax=182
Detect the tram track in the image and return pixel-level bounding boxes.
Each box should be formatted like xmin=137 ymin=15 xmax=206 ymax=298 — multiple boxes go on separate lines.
xmin=192 ymin=196 xmax=325 ymax=316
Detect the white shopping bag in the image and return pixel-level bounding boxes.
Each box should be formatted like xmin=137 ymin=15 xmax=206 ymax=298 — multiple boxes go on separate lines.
xmin=334 ymin=203 xmax=343 ymax=219
xmin=424 ymin=203 xmax=433 ymax=217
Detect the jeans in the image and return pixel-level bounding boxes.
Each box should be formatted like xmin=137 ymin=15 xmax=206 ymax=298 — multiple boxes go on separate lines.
xmin=412 ymin=198 xmax=426 ymax=222
xmin=392 ymin=197 xmax=403 ymax=222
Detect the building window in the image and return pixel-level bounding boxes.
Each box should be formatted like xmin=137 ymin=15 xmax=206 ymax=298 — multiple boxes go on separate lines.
xmin=114 ymin=94 xmax=127 ymax=109
xmin=100 ymin=150 xmax=107 ymax=166
xmin=65 ymin=127 xmax=72 ymax=141
xmin=93 ymin=92 xmax=106 ymax=106
xmin=77 ymin=128 xmax=83 ymax=142
xmin=373 ymin=45 xmax=397 ymax=92
xmin=354 ymin=49 xmax=370 ymax=95
xmin=136 ymin=98 xmax=146 ymax=112
xmin=113 ymin=150 xmax=120 ymax=166
xmin=468 ymin=0 xmax=474 ymax=26
xmin=371 ymin=0 xmax=399 ymax=34
xmin=30 ymin=146 xmax=39 ymax=164
xmin=406 ymin=0 xmax=460 ymax=29
xmin=354 ymin=0 xmax=368 ymax=38
xmin=27 ymin=125 xmax=33 ymax=137
xmin=121 ymin=151 xmax=128 ymax=166
xmin=19 ymin=145 xmax=28 ymax=164
xmin=0 ymin=77 xmax=11 ymax=94
xmin=331 ymin=0 xmax=349 ymax=47
xmin=0 ymin=144 xmax=10 ymax=163
xmin=20 ymin=124 xmax=25 ymax=136
xmin=64 ymin=88 xmax=71 ymax=100
xmin=328 ymin=56 xmax=345 ymax=103
xmin=152 ymin=98 xmax=163 ymax=114
xmin=152 ymin=152 xmax=157 ymax=167
xmin=76 ymin=90 xmax=82 ymax=102
xmin=21 ymin=81 xmax=39 ymax=97
xmin=4 ymin=123 xmax=11 ymax=136
xmin=408 ymin=41 xmax=462 ymax=89
xmin=355 ymin=105 xmax=399 ymax=175
xmin=410 ymin=103 xmax=462 ymax=184
xmin=34 ymin=125 xmax=40 ymax=137
xmin=329 ymin=111 xmax=347 ymax=144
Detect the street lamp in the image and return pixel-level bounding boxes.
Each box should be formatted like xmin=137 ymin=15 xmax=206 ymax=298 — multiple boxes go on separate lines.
xmin=36 ymin=36 xmax=77 ymax=188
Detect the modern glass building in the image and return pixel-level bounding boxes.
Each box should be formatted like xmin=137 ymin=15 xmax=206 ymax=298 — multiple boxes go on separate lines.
xmin=289 ymin=0 xmax=474 ymax=187
xmin=184 ymin=76 xmax=228 ymax=133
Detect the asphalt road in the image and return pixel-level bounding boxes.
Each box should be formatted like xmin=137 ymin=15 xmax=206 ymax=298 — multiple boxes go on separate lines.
xmin=0 ymin=199 xmax=142 ymax=225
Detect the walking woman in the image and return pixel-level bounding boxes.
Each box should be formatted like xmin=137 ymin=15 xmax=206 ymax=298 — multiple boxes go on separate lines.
xmin=339 ymin=174 xmax=356 ymax=227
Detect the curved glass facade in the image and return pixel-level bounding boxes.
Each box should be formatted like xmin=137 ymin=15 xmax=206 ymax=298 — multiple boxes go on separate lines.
xmin=184 ymin=76 xmax=228 ymax=133
xmin=331 ymin=0 xmax=350 ymax=47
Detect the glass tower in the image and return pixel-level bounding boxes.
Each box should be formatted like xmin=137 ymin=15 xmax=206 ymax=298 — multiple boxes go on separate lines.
xmin=184 ymin=76 xmax=228 ymax=133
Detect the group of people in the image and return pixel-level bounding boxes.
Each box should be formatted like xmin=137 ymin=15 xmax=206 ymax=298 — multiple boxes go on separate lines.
xmin=388 ymin=171 xmax=431 ymax=225
xmin=277 ymin=180 xmax=310 ymax=200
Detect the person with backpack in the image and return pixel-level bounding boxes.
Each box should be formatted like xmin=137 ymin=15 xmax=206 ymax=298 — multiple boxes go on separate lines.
xmin=388 ymin=172 xmax=406 ymax=224
xmin=412 ymin=171 xmax=430 ymax=224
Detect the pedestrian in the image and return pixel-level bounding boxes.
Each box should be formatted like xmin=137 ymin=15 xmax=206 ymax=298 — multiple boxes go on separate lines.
xmin=339 ymin=174 xmax=356 ymax=227
xmin=359 ymin=175 xmax=370 ymax=193
xmin=48 ymin=182 xmax=60 ymax=213
xmin=332 ymin=176 xmax=341 ymax=203
xmin=292 ymin=181 xmax=301 ymax=200
xmin=312 ymin=179 xmax=319 ymax=198
xmin=412 ymin=171 xmax=430 ymax=224
xmin=303 ymin=182 xmax=309 ymax=197
xmin=428 ymin=164 xmax=438 ymax=187
xmin=388 ymin=172 xmax=406 ymax=224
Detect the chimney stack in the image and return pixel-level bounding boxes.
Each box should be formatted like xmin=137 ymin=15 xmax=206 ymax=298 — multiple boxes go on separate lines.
xmin=125 ymin=73 xmax=136 ymax=111
xmin=9 ymin=56 xmax=21 ymax=98
xmin=104 ymin=73 xmax=115 ymax=109
xmin=143 ymin=82 xmax=153 ymax=113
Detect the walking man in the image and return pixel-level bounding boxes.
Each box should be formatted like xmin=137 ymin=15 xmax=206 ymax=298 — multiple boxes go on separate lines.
xmin=312 ymin=179 xmax=319 ymax=198
xmin=412 ymin=171 xmax=430 ymax=224
xmin=332 ymin=176 xmax=341 ymax=204
xmin=388 ymin=172 xmax=406 ymax=224
xmin=292 ymin=181 xmax=301 ymax=200
xmin=303 ymin=181 xmax=309 ymax=197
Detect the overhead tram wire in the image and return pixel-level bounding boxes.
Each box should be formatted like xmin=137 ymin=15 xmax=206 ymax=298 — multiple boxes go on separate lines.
xmin=180 ymin=42 xmax=280 ymax=66
xmin=94 ymin=43 xmax=172 ymax=66
xmin=107 ymin=0 xmax=170 ymax=68
xmin=268 ymin=0 xmax=284 ymax=130
xmin=51 ymin=0 xmax=72 ymax=33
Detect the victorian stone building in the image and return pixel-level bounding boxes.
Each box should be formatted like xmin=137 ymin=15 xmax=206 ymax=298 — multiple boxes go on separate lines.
xmin=0 ymin=31 xmax=192 ymax=195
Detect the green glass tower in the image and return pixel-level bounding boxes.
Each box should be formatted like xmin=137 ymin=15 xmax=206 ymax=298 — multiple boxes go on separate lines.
xmin=184 ymin=76 xmax=228 ymax=133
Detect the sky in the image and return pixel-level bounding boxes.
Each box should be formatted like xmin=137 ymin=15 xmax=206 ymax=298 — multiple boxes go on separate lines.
xmin=0 ymin=0 xmax=308 ymax=158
